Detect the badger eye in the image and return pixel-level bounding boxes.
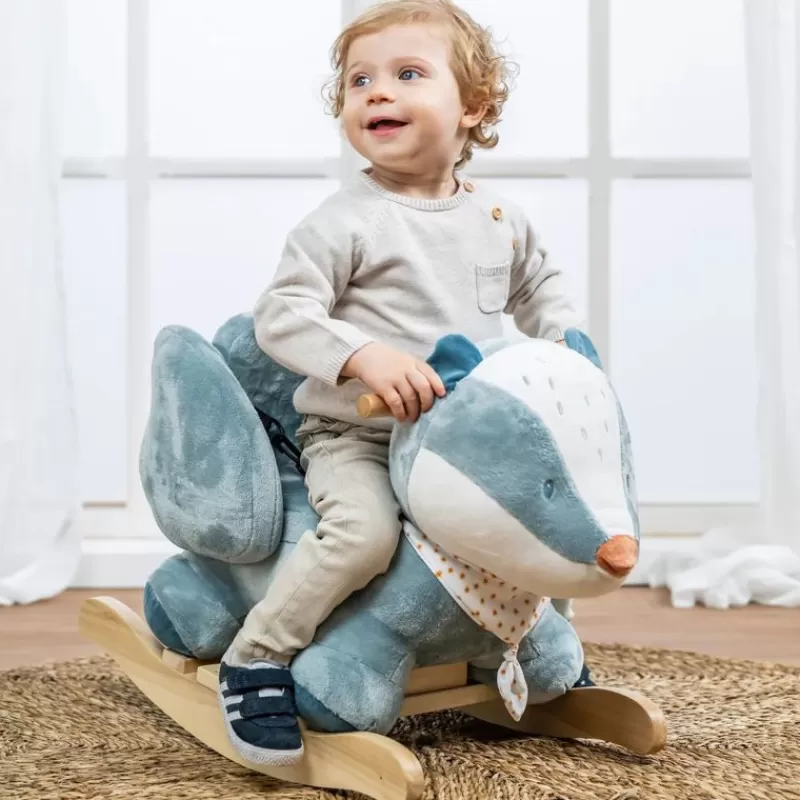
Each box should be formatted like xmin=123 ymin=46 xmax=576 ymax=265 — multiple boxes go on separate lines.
xmin=543 ymin=479 xmax=555 ymax=499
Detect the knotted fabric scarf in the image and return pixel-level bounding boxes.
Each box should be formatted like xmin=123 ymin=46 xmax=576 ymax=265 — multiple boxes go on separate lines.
xmin=404 ymin=523 xmax=549 ymax=720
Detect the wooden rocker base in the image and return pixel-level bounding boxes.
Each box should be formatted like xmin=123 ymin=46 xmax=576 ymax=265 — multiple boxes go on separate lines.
xmin=79 ymin=596 xmax=667 ymax=800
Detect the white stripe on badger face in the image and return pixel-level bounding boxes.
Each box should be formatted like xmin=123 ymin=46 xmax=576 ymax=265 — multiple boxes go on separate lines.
xmin=407 ymin=448 xmax=625 ymax=599
xmin=470 ymin=340 xmax=635 ymax=537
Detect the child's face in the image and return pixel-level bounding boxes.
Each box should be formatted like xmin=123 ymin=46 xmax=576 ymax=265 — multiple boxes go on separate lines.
xmin=341 ymin=23 xmax=476 ymax=174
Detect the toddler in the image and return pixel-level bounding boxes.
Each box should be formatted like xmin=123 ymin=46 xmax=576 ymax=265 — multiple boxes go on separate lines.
xmin=218 ymin=0 xmax=582 ymax=766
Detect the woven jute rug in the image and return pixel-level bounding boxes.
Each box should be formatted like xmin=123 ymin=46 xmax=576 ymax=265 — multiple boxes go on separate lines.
xmin=1 ymin=645 xmax=799 ymax=800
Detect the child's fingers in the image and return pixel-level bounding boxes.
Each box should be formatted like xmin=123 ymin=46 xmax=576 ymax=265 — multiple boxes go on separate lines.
xmin=396 ymin=377 xmax=420 ymax=422
xmin=379 ymin=385 xmax=406 ymax=421
xmin=408 ymin=368 xmax=435 ymax=413
xmin=417 ymin=362 xmax=446 ymax=397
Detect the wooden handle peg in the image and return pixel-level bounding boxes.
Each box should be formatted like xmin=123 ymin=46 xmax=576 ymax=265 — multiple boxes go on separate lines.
xmin=356 ymin=394 xmax=391 ymax=418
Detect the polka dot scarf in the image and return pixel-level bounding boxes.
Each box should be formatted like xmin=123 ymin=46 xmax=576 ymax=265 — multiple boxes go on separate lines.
xmin=405 ymin=523 xmax=549 ymax=721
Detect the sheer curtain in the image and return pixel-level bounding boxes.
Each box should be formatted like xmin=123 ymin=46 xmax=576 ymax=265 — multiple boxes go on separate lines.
xmin=649 ymin=0 xmax=800 ymax=608
xmin=0 ymin=0 xmax=81 ymax=604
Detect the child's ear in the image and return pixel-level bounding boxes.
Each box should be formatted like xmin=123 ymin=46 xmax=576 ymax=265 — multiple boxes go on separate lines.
xmin=461 ymin=102 xmax=487 ymax=130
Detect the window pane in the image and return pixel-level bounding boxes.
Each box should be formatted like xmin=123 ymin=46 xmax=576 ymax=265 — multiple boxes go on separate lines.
xmin=457 ymin=1 xmax=588 ymax=159
xmin=61 ymin=180 xmax=128 ymax=502
xmin=611 ymin=0 xmax=749 ymax=158
xmin=480 ymin=178 xmax=588 ymax=337
xmin=150 ymin=179 xmax=339 ymax=343
xmin=610 ymin=180 xmax=757 ymax=503
xmin=150 ymin=0 xmax=340 ymax=158
xmin=65 ymin=0 xmax=127 ymax=158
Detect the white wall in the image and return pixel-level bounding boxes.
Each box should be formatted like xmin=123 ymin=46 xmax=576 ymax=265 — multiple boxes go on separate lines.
xmin=62 ymin=1 xmax=756 ymax=583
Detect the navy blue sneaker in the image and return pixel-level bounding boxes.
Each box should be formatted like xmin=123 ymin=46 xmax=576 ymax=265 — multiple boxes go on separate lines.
xmin=573 ymin=663 xmax=596 ymax=688
xmin=218 ymin=660 xmax=304 ymax=766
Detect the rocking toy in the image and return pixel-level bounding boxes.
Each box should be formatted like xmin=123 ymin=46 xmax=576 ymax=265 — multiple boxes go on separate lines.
xmin=81 ymin=315 xmax=667 ymax=800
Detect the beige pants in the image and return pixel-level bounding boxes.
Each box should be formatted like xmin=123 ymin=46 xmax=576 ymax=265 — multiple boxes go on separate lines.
xmin=225 ymin=416 xmax=402 ymax=666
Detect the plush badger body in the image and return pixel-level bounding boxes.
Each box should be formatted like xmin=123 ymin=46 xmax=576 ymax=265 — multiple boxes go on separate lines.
xmin=140 ymin=314 xmax=639 ymax=735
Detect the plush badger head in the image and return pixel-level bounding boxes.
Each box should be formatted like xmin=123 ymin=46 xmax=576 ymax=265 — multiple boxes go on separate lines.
xmin=390 ymin=333 xmax=640 ymax=600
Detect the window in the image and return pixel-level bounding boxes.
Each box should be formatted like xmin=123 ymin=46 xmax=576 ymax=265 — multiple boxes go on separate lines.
xmin=64 ymin=0 xmax=754 ymax=539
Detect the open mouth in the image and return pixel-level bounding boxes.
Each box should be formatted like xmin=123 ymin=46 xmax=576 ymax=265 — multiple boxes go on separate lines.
xmin=367 ymin=118 xmax=408 ymax=131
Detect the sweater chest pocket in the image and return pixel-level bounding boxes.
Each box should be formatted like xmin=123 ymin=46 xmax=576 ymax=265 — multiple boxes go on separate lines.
xmin=475 ymin=262 xmax=512 ymax=314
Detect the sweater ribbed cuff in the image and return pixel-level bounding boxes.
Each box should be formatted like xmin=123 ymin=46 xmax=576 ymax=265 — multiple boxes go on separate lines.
xmin=322 ymin=334 xmax=374 ymax=386
xmin=542 ymin=328 xmax=566 ymax=343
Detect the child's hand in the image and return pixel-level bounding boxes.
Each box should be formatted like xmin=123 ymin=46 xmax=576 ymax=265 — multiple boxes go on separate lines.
xmin=342 ymin=342 xmax=446 ymax=422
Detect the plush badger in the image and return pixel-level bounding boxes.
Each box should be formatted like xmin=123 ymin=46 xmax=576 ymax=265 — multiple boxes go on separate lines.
xmin=140 ymin=314 xmax=639 ymax=735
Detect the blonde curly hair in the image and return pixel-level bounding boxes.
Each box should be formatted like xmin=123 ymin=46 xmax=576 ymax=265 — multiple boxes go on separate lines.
xmin=324 ymin=0 xmax=516 ymax=169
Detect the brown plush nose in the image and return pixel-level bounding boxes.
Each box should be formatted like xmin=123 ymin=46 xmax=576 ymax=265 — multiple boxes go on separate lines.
xmin=596 ymin=536 xmax=638 ymax=578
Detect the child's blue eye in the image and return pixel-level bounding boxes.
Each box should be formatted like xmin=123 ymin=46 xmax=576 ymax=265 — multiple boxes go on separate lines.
xmin=353 ymin=75 xmax=370 ymax=88
xmin=399 ymin=69 xmax=421 ymax=81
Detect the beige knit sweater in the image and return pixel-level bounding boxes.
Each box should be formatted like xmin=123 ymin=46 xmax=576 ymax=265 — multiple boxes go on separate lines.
xmin=254 ymin=170 xmax=582 ymax=429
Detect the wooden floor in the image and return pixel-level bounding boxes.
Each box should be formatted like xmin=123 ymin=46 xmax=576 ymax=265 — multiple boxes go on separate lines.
xmin=1 ymin=587 xmax=799 ymax=672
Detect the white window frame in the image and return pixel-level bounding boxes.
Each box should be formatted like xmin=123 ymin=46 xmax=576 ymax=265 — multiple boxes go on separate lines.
xmin=66 ymin=0 xmax=756 ymax=583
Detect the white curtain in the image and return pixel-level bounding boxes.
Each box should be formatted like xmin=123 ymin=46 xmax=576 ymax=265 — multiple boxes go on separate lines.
xmin=649 ymin=0 xmax=800 ymax=608
xmin=0 ymin=0 xmax=82 ymax=604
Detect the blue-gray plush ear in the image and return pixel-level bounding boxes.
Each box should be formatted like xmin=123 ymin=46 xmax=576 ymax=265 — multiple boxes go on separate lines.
xmin=426 ymin=334 xmax=483 ymax=391
xmin=563 ymin=328 xmax=603 ymax=371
